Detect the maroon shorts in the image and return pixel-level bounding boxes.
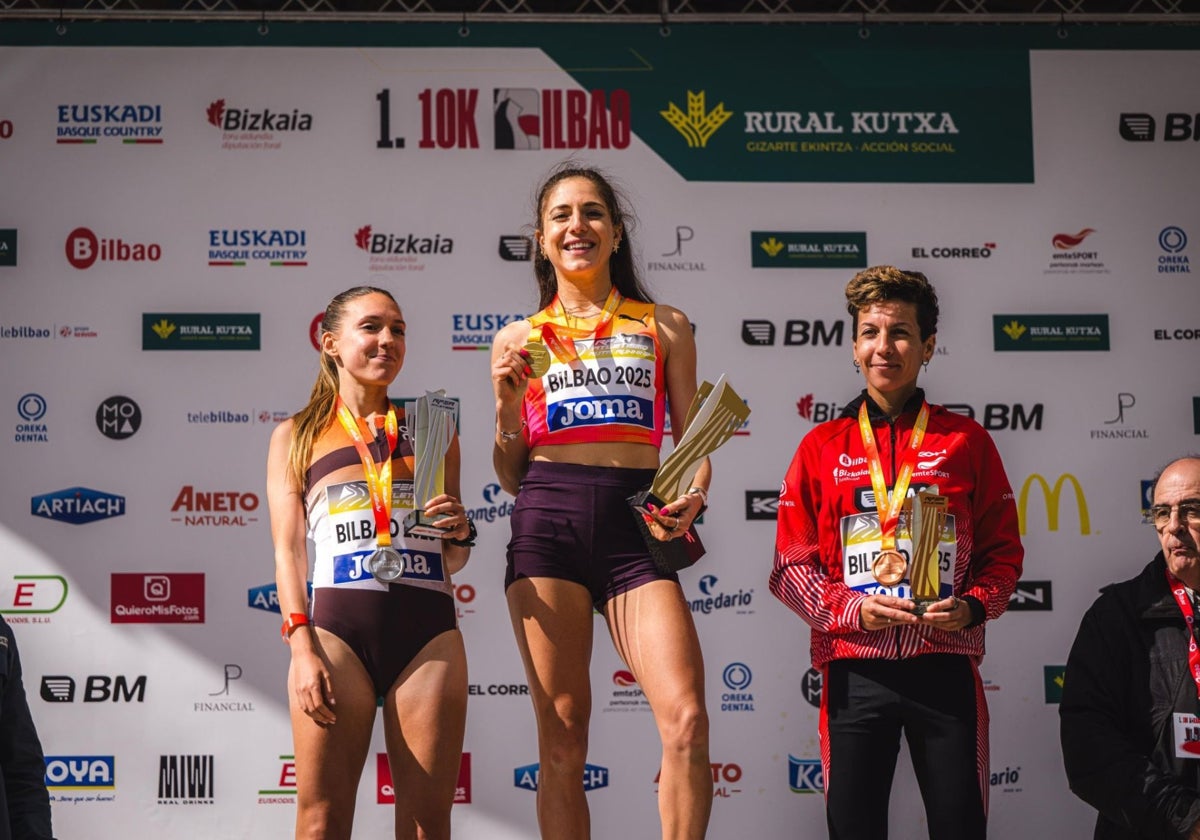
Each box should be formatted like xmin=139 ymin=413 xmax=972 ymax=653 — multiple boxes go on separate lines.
xmin=311 ymin=585 xmax=456 ymax=698
xmin=505 ymin=461 xmax=679 ymax=610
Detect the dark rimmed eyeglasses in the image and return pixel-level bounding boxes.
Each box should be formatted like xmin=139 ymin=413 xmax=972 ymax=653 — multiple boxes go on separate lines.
xmin=1149 ymin=501 xmax=1200 ymax=532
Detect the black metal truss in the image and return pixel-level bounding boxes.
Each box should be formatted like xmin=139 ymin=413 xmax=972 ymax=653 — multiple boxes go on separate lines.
xmin=1 ymin=0 xmax=1197 ymax=25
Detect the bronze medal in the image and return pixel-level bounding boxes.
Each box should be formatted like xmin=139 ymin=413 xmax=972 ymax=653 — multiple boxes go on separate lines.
xmin=871 ymin=549 xmax=908 ymax=587
xmin=522 ymin=341 xmax=551 ymax=378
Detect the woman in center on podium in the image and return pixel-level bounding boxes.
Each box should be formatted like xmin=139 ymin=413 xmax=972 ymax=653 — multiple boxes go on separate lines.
xmin=490 ymin=163 xmax=713 ymax=839
xmin=769 ymin=265 xmax=1024 ymax=840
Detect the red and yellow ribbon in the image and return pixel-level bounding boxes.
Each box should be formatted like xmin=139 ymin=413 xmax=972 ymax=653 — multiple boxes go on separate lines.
xmin=335 ymin=397 xmax=399 ymax=549
xmin=857 ymin=400 xmax=930 ymax=553
xmin=537 ymin=285 xmax=623 ymax=363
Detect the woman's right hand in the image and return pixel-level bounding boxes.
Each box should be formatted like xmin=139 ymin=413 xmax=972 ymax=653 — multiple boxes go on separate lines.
xmin=491 ymin=333 xmax=532 ymax=407
xmin=859 ymin=594 xmax=916 ymax=631
xmin=290 ymin=645 xmax=337 ymax=726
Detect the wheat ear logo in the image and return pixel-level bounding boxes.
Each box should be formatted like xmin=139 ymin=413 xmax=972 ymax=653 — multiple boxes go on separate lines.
xmin=151 ymin=319 xmax=176 ymax=339
xmin=1001 ymin=320 xmax=1027 ymax=341
xmin=660 ymin=91 xmax=733 ymax=148
xmin=759 ymin=237 xmax=785 ymax=258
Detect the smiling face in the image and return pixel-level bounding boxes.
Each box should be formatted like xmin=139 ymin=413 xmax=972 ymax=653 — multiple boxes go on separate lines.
xmin=323 ymin=292 xmax=406 ymax=387
xmin=1153 ymin=458 xmax=1200 ymax=588
xmin=535 ymin=175 xmax=622 ymax=284
xmin=853 ymin=300 xmax=936 ymax=409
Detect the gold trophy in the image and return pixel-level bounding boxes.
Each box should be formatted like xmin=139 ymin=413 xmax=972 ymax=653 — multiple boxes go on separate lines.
xmin=628 ymin=374 xmax=750 ymax=573
xmin=401 ymin=391 xmax=458 ymax=539
xmin=907 ymin=487 xmax=948 ymax=615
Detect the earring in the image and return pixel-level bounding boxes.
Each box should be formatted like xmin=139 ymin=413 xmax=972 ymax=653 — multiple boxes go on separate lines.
xmin=923 ymin=361 xmax=929 ymax=371
xmin=612 ymin=240 xmax=620 ymax=254
xmin=853 ymin=359 xmax=861 ymax=371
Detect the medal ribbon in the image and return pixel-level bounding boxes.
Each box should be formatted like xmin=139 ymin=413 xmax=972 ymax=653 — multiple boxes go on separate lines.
xmin=537 ymin=285 xmax=623 ymax=363
xmin=335 ymin=397 xmax=398 ymax=550
xmin=857 ymin=400 xmax=930 ymax=552
xmin=1166 ymin=570 xmax=1200 ymax=699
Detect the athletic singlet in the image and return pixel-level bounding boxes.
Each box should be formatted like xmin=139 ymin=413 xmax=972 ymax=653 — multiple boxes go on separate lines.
xmin=304 ymin=409 xmax=452 ymax=598
xmin=522 ymin=297 xmax=666 ymax=449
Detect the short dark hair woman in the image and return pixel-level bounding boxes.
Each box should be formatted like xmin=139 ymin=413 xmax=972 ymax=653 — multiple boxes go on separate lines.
xmin=769 ymin=265 xmax=1024 ymax=839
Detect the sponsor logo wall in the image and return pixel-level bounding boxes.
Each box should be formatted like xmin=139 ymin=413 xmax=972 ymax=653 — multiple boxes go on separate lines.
xmin=0 ymin=30 xmax=1195 ymax=840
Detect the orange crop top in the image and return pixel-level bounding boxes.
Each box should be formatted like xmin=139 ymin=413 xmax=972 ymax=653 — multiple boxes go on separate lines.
xmin=522 ymin=296 xmax=666 ymax=449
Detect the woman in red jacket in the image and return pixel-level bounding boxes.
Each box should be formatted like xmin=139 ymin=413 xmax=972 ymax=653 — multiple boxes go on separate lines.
xmin=769 ymin=265 xmax=1023 ymax=840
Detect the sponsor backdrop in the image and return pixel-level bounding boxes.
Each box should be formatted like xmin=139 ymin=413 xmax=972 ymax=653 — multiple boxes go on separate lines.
xmin=0 ymin=23 xmax=1198 ymax=839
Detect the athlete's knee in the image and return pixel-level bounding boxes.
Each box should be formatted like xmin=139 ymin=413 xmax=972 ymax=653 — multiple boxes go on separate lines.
xmin=409 ymin=810 xmax=452 ymax=840
xmin=541 ymin=724 xmax=590 ymax=774
xmin=657 ymin=698 xmax=709 ymax=755
xmin=534 ymin=689 xmax=590 ymax=732
xmin=296 ymin=799 xmax=353 ymax=840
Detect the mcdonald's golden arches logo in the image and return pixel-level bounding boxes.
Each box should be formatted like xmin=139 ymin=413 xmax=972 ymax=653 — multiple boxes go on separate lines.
xmin=1018 ymin=473 xmax=1091 ymax=535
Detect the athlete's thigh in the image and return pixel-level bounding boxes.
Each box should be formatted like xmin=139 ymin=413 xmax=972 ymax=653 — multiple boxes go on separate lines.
xmin=603 ymin=579 xmax=705 ymax=710
xmin=506 ymin=576 xmax=596 ymax=713
xmin=382 ymin=628 xmax=468 ymax=805
xmin=290 ymin=627 xmax=378 ymax=803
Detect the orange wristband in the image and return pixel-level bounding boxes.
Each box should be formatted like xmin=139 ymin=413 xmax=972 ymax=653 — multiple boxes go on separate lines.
xmin=281 ymin=612 xmax=310 ymax=642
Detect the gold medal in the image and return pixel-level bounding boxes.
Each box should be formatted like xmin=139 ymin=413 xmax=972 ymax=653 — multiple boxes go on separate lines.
xmin=522 ymin=341 xmax=551 ymax=378
xmin=871 ymin=549 xmax=908 ymax=587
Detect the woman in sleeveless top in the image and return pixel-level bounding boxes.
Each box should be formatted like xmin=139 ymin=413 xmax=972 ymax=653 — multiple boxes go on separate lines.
xmin=491 ymin=165 xmax=713 ymax=839
xmin=267 ymin=286 xmax=474 ymax=840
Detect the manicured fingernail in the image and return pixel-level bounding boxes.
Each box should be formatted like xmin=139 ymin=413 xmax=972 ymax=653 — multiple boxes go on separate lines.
xmin=523 ymin=365 xmax=532 ymax=375
xmin=642 ymin=514 xmax=655 ymax=526
xmin=519 ymin=348 xmax=530 ymax=358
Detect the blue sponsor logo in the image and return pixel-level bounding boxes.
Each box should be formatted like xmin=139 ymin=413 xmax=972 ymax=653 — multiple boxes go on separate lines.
xmin=332 ymin=549 xmax=445 ymax=584
xmin=18 ymin=393 xmax=46 ymax=422
xmin=1141 ymin=479 xmax=1155 ymax=523
xmin=547 ymin=395 xmax=654 ymax=433
xmin=723 ymin=663 xmax=752 ymax=691
xmin=15 ymin=393 xmax=48 ymax=443
xmin=31 ymin=487 xmax=125 ymax=524
xmin=689 ymin=574 xmax=754 ymax=616
xmin=45 ymin=755 xmax=115 ymax=789
xmin=207 ymin=228 xmax=308 ymax=266
xmin=1158 ymin=226 xmax=1190 ymax=274
xmin=720 ymin=662 xmax=755 ymax=713
xmin=990 ymin=765 xmax=1023 ymax=793
xmin=788 ymin=756 xmax=823 ymax=793
xmin=467 ymin=482 xmax=514 ymax=524
xmin=247 ymin=580 xmax=279 ymax=614
xmin=450 ymin=312 xmax=527 ymax=351
xmin=514 ymin=762 xmax=609 ymax=792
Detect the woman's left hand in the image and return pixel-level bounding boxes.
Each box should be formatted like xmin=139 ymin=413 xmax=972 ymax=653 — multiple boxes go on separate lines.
xmin=424 ymin=493 xmax=472 ymax=543
xmin=643 ymin=492 xmax=705 ymax=543
xmin=917 ymin=596 xmax=973 ymax=631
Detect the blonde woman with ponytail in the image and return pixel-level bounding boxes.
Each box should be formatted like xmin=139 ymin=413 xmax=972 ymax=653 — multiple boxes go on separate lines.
xmin=267 ymin=286 xmax=472 ymax=840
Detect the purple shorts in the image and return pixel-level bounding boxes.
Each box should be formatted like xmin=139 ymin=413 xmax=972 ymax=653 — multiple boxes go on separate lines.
xmin=312 ymin=586 xmax=456 ymax=698
xmin=505 ymin=461 xmax=679 ymax=610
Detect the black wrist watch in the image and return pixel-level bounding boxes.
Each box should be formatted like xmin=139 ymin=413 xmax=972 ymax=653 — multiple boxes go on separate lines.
xmin=445 ymin=518 xmax=477 ymax=548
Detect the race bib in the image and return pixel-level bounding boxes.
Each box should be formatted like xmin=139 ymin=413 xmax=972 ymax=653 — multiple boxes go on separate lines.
xmin=541 ymin=333 xmax=656 ymax=434
xmin=320 ymin=479 xmax=445 ymax=585
xmin=839 ymin=510 xmax=956 ymax=597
